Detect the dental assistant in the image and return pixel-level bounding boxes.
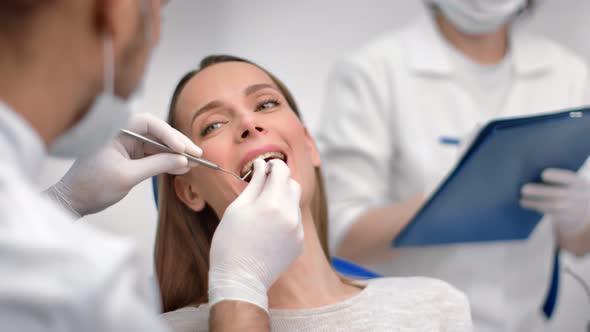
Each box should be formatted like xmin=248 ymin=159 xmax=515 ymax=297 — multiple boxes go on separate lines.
xmin=0 ymin=1 xmax=303 ymax=331
xmin=319 ymin=0 xmax=590 ymax=331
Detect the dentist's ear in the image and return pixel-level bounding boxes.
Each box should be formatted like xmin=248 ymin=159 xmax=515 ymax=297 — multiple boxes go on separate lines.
xmin=98 ymin=0 xmax=135 ymax=49
xmin=174 ymin=175 xmax=206 ymax=212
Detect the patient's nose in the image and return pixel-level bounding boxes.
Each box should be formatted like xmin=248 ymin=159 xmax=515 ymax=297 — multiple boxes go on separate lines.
xmin=241 ymin=126 xmax=264 ymax=139
xmin=237 ymin=115 xmax=265 ymax=141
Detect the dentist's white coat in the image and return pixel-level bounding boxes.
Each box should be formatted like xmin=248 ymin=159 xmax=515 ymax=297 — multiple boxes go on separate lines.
xmin=0 ymin=102 xmax=170 ymax=332
xmin=319 ymin=14 xmax=589 ymax=332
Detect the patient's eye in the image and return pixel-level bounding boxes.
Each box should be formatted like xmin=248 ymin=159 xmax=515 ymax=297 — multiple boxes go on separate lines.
xmin=200 ymin=121 xmax=225 ymax=137
xmin=256 ymin=99 xmax=280 ymax=111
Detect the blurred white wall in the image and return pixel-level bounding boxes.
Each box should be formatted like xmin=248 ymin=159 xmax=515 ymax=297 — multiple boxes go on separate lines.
xmin=37 ymin=0 xmax=590 ymax=329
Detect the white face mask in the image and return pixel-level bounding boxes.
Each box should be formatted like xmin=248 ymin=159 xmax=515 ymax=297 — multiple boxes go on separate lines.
xmin=429 ymin=0 xmax=527 ymax=35
xmin=49 ymin=0 xmax=151 ymax=158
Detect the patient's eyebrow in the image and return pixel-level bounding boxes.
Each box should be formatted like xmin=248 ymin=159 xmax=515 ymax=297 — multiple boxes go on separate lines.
xmin=244 ymin=83 xmax=279 ymax=96
xmin=190 ymin=100 xmax=223 ymax=129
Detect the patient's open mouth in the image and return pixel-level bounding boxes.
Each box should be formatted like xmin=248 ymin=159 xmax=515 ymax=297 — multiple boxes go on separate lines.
xmin=240 ymin=151 xmax=287 ymax=182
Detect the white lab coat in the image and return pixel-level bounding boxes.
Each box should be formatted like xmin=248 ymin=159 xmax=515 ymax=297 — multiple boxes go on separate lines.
xmin=0 ymin=102 xmax=170 ymax=331
xmin=318 ymin=14 xmax=590 ymax=332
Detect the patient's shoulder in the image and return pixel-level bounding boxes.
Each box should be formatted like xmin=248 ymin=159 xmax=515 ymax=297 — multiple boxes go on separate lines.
xmin=368 ymin=276 xmax=468 ymax=305
xmin=161 ymin=305 xmax=210 ymax=332
xmin=366 ymin=277 xmax=472 ymax=330
xmin=369 ymin=275 xmax=459 ymax=292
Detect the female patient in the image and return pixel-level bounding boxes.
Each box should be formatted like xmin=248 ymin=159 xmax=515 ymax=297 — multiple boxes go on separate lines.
xmin=155 ymin=55 xmax=472 ymax=331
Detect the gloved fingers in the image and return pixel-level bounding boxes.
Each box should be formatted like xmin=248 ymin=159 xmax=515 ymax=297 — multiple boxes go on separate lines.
xmin=287 ymin=179 xmax=302 ymax=205
xmin=521 ymin=183 xmax=570 ymax=200
xmin=142 ymin=143 xmax=168 ymax=156
xmin=123 ymin=153 xmax=188 ymax=185
xmin=289 ymin=180 xmax=304 ymax=240
xmin=127 ymin=113 xmax=203 ymax=157
xmin=281 ymin=179 xmax=302 ymax=229
xmin=520 ymin=197 xmax=569 ymax=214
xmin=285 ymin=180 xmax=302 ymax=215
xmin=258 ymin=159 xmax=291 ymax=203
xmin=174 ymin=132 xmax=203 ymax=158
xmin=541 ymin=168 xmax=577 ymax=186
xmin=168 ymin=166 xmax=192 ymax=175
xmin=125 ymin=114 xmax=183 ymax=152
xmin=295 ymin=214 xmax=305 ymax=252
xmin=140 ymin=144 xmax=201 ymax=169
xmin=234 ymin=159 xmax=268 ymax=205
xmin=148 ymin=120 xmax=202 ymax=157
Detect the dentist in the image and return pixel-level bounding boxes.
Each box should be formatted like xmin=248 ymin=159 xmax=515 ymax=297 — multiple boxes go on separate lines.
xmin=0 ymin=1 xmax=302 ymax=331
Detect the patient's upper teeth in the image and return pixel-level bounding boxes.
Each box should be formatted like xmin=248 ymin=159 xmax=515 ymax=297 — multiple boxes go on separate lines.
xmin=241 ymin=151 xmax=285 ymax=175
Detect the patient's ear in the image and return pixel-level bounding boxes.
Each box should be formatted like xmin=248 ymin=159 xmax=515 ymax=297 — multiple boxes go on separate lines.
xmin=303 ymin=127 xmax=321 ymax=167
xmin=174 ymin=176 xmax=206 ymax=212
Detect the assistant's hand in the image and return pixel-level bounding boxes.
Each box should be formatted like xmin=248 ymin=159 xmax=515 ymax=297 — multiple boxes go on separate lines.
xmin=521 ymin=168 xmax=590 ymax=235
xmin=46 ymin=113 xmax=202 ymax=217
xmin=208 ymin=159 xmax=303 ymax=312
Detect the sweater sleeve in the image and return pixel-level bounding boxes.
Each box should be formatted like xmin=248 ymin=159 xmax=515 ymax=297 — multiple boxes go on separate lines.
xmin=439 ymin=282 xmax=473 ymax=332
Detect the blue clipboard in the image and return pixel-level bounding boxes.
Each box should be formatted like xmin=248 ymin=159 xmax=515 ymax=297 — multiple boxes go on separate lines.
xmin=393 ymin=106 xmax=590 ymax=247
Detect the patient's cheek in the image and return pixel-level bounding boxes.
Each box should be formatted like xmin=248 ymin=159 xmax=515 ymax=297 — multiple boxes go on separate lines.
xmin=203 ymin=174 xmax=248 ymax=216
xmin=199 ymin=138 xmax=228 ymax=157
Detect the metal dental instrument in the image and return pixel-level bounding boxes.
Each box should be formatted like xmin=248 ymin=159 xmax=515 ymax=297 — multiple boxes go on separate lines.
xmin=120 ymin=129 xmax=251 ymax=181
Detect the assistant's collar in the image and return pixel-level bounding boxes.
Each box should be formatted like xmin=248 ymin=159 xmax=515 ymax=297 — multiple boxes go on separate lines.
xmin=403 ymin=13 xmax=553 ymax=76
xmin=0 ymin=101 xmax=46 ymax=181
xmin=403 ymin=14 xmax=452 ymax=75
xmin=509 ymin=26 xmax=554 ymax=75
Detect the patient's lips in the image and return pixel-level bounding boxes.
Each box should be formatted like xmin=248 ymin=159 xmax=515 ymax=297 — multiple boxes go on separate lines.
xmin=241 ymin=151 xmax=285 ymax=176
xmin=239 ymin=146 xmax=288 ymax=181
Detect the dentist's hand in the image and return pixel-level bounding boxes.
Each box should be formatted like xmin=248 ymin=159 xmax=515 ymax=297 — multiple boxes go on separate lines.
xmin=46 ymin=113 xmax=202 ymax=217
xmin=521 ymin=168 xmax=590 ymax=235
xmin=208 ymin=159 xmax=303 ymax=312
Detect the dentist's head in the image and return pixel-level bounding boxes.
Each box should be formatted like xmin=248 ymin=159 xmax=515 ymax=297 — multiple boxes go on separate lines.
xmin=0 ymin=0 xmax=165 ymax=158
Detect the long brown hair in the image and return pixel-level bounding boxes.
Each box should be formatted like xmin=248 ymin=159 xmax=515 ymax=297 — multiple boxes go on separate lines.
xmin=154 ymin=55 xmax=330 ymax=313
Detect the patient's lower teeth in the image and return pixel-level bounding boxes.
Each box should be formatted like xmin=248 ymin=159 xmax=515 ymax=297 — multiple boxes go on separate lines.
xmin=241 ymin=151 xmax=286 ymax=177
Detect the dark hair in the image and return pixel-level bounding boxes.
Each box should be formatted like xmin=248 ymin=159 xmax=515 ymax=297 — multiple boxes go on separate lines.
xmin=0 ymin=0 xmax=46 ymax=13
xmin=0 ymin=1 xmax=48 ymax=30
xmin=154 ymin=55 xmax=330 ymax=313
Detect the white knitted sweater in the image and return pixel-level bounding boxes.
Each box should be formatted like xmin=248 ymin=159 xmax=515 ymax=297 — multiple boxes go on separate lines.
xmin=161 ymin=277 xmax=473 ymax=332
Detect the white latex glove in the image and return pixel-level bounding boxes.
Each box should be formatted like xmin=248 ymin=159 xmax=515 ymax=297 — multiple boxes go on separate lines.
xmin=45 ymin=113 xmax=202 ymax=217
xmin=208 ymin=159 xmax=303 ymax=312
xmin=521 ymin=168 xmax=590 ymax=235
